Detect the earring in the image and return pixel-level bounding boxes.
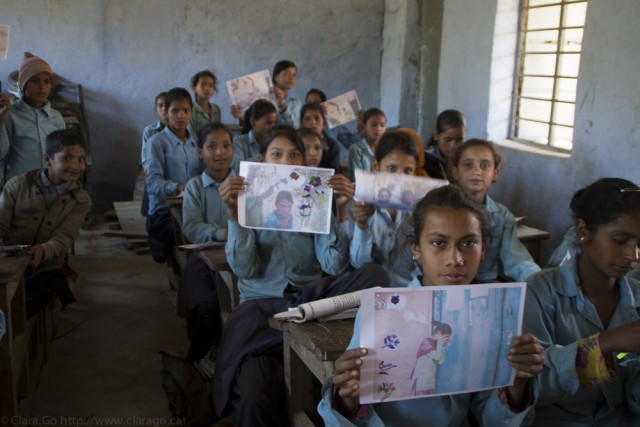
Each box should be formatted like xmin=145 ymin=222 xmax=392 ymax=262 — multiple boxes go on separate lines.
xmin=579 ymin=236 xmax=585 ymax=242
xmin=412 ymin=254 xmax=420 ymax=261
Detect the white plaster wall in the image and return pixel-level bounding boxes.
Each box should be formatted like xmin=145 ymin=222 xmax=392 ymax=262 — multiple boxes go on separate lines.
xmin=437 ymin=0 xmax=640 ymax=262
xmin=1 ymin=0 xmax=384 ymax=211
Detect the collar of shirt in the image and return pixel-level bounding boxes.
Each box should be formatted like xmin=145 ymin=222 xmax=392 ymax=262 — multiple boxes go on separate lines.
xmin=201 ymin=168 xmax=235 ymax=188
xmin=162 ymin=126 xmax=196 ymax=148
xmin=16 ymin=97 xmax=55 ymax=117
xmin=484 ymin=195 xmax=500 ymax=213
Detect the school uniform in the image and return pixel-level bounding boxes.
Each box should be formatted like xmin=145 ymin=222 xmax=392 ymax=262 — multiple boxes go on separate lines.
xmin=141 ymin=120 xmax=164 ymax=171
xmin=276 ymin=96 xmax=302 ymax=128
xmin=524 ymin=257 xmax=640 ymax=426
xmin=350 ymin=209 xmax=418 ymax=287
xmin=477 ymin=195 xmax=540 ymax=283
xmin=322 ymin=131 xmax=342 ymax=173
xmin=423 ymin=145 xmax=449 ymax=180
xmin=189 ymin=102 xmax=221 ymax=140
xmin=0 ymin=98 xmax=65 ymax=183
xmin=326 ymin=126 xmax=361 ymax=150
xmin=231 ymin=130 xmax=259 ymax=172
xmin=144 ymin=126 xmax=201 ymax=262
xmin=348 ymin=138 xmax=375 ymax=182
xmin=317 ymin=277 xmax=535 ymax=427
xmin=0 ymin=169 xmax=91 ymax=317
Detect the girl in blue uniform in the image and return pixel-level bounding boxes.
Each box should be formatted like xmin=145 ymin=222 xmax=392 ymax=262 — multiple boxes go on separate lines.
xmin=319 ymin=184 xmax=544 ymax=426
xmin=423 ymin=109 xmax=466 ymax=180
xmin=524 ymin=178 xmax=640 ymax=426
xmin=189 ymin=70 xmax=221 ymax=138
xmin=231 ymin=99 xmax=277 ymax=171
xmin=348 ymin=108 xmax=387 ymax=182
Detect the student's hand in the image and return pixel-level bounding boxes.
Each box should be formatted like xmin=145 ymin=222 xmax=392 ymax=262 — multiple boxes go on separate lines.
xmin=27 ymin=245 xmax=45 ymax=268
xmin=219 ymin=176 xmax=247 ymax=221
xmin=506 ymin=333 xmax=544 ymax=410
xmin=272 ymin=87 xmax=286 ymax=111
xmin=332 ymin=347 xmax=367 ymax=418
xmin=0 ymin=93 xmax=11 ymax=123
xmin=351 ymin=202 xmax=375 ymax=229
xmin=230 ymin=105 xmax=243 ymax=121
xmin=600 ymin=320 xmax=640 ymax=354
xmin=176 ymin=183 xmax=185 ymax=194
xmin=328 ymin=174 xmax=354 ymax=223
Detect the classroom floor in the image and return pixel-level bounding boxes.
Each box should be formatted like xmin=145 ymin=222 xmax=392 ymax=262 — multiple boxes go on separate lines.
xmin=30 ymin=220 xmax=190 ymax=423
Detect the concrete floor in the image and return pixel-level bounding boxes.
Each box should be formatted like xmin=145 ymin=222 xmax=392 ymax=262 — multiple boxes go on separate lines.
xmin=30 ymin=221 xmax=189 ymax=423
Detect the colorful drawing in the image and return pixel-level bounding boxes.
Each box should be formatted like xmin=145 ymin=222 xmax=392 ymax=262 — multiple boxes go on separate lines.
xmin=226 ymin=69 xmax=275 ymax=111
xmin=378 ymin=361 xmax=398 ymax=375
xmin=382 ymin=334 xmax=400 ymax=350
xmin=377 ymin=382 xmax=397 ymax=401
xmin=321 ymin=90 xmax=361 ymax=128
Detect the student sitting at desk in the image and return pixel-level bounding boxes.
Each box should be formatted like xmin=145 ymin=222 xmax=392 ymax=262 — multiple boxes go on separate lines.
xmin=0 ymin=129 xmax=91 ymax=317
xmin=452 ymin=139 xmax=540 ymax=282
xmin=178 ymin=122 xmax=235 ymax=363
xmin=213 ymin=125 xmax=390 ymax=427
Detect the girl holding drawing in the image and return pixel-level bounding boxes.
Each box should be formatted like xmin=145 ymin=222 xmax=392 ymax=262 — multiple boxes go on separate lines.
xmin=350 ymin=130 xmax=421 ymax=287
xmin=451 ymin=139 xmax=540 ymax=282
xmin=523 ymin=178 xmax=640 ymax=426
xmin=231 ymin=99 xmax=277 ymax=171
xmin=409 ymin=321 xmax=452 ymax=396
xmin=305 ymin=88 xmax=361 ymax=150
xmin=213 ymin=125 xmax=389 ymax=426
xmin=319 ymin=184 xmax=544 ymax=426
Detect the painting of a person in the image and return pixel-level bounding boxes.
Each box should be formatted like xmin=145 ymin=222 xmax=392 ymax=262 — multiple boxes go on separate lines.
xmin=264 ymin=190 xmax=294 ymax=229
xmin=409 ymin=321 xmax=452 ymax=396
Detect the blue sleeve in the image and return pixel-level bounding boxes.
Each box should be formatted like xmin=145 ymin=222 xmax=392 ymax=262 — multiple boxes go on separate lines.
xmin=277 ymin=98 xmax=302 ymax=128
xmin=182 ymin=178 xmax=227 ymax=243
xmin=146 ymin=138 xmax=179 ymax=197
xmin=499 ymin=211 xmax=541 ymax=282
xmin=348 ymin=145 xmax=364 ymax=182
xmin=472 ymin=385 xmax=537 ymax=427
xmin=225 ymin=220 xmax=260 ymax=278
xmin=350 ymin=223 xmax=374 ymax=269
xmin=314 ymin=217 xmax=350 ymax=276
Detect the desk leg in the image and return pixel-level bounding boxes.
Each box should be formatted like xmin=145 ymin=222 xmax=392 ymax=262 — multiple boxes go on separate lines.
xmin=283 ymin=334 xmax=316 ymax=427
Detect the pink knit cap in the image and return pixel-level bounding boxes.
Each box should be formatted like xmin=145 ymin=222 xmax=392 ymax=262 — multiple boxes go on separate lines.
xmin=18 ymin=52 xmax=54 ymax=92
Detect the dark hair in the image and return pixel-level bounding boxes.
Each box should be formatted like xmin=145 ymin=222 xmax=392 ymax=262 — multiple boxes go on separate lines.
xmin=242 ymin=99 xmax=277 ymax=134
xmin=427 ymin=109 xmax=466 ymax=148
xmin=432 ymin=320 xmax=452 ymax=336
xmin=197 ymin=122 xmax=233 ymax=149
xmin=363 ymin=108 xmax=386 ymax=124
xmin=190 ymin=70 xmax=218 ymax=93
xmin=296 ymin=127 xmax=327 ymax=149
xmin=413 ymin=184 xmax=491 ymax=245
xmin=165 ymin=87 xmax=193 ymax=110
xmin=155 ymin=91 xmax=167 ymax=106
xmin=570 ymin=178 xmax=640 ymax=232
xmin=46 ymin=129 xmax=86 ymax=157
xmin=300 ymin=103 xmax=327 ymax=128
xmin=260 ymin=125 xmax=306 ymax=157
xmin=453 ymin=138 xmax=504 ymax=170
xmin=272 ymin=60 xmax=297 ymax=84
xmin=276 ymin=190 xmax=293 ymax=204
xmin=374 ymin=130 xmax=420 ymax=164
xmin=305 ymin=88 xmax=327 ymax=103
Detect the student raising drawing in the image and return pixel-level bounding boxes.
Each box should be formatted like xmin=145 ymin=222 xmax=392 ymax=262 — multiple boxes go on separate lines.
xmin=231 ymin=99 xmax=277 ymax=171
xmin=319 ymin=184 xmax=544 ymax=426
xmin=350 ymin=130 xmax=421 ymax=287
xmin=452 ymin=139 xmax=540 ymax=282
xmin=213 ymin=125 xmax=389 ymax=426
xmin=523 ymin=178 xmax=640 ymax=426
xmin=424 ymin=109 xmax=466 ymax=180
xmin=305 ymin=88 xmax=361 ymax=150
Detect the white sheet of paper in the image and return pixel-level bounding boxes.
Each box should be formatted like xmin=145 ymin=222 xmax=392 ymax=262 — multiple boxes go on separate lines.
xmin=237 ymin=161 xmax=334 ymax=234
xmin=354 ymin=170 xmax=448 ymax=210
xmin=359 ymin=283 xmax=526 ymax=404
xmin=321 ymin=90 xmax=361 ymax=128
xmin=0 ymin=25 xmax=9 ymax=60
xmin=226 ymin=69 xmax=275 ymax=111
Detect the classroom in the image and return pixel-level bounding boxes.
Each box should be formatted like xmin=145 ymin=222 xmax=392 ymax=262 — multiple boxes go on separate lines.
xmin=1 ymin=0 xmax=639 ymax=425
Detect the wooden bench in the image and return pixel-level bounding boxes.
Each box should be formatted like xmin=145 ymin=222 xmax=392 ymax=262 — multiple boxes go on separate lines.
xmin=516 ymin=223 xmax=550 ymax=265
xmin=269 ymin=318 xmax=354 ymax=427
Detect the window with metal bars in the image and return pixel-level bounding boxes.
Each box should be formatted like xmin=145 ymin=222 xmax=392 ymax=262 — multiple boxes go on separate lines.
xmin=514 ymin=0 xmax=588 ymax=151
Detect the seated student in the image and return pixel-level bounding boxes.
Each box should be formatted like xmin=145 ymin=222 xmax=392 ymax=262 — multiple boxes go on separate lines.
xmin=350 ymin=130 xmax=421 ymax=287
xmin=348 ymin=108 xmax=387 ymax=182
xmin=319 ymin=184 xmax=543 ymax=426
xmin=300 ymin=102 xmax=341 ymax=172
xmin=189 ymin=70 xmax=221 ymax=138
xmin=297 ymin=127 xmax=324 ymax=168
xmin=524 ymin=178 xmax=640 ymax=426
xmin=424 ymin=109 xmax=466 ymax=180
xmin=305 ymin=88 xmax=362 ymax=150
xmin=0 ymin=129 xmax=91 ymax=318
xmin=139 ymin=91 xmax=168 ymax=217
xmin=212 ymin=125 xmax=390 ymax=427
xmin=231 ymin=99 xmax=277 ymax=171
xmin=452 ymin=139 xmax=540 ymax=282
xmin=263 ymin=190 xmax=294 ymax=229
xmin=0 ymin=52 xmax=66 ymax=185
xmin=272 ymin=60 xmax=302 ymax=128
xmin=178 ymin=122 xmax=235 ymax=363
xmin=144 ymin=87 xmax=202 ymax=264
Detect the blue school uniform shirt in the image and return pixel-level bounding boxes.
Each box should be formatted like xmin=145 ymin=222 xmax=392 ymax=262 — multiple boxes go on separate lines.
xmin=225 ymin=217 xmax=350 ymax=303
xmin=348 ymin=138 xmax=374 ymax=182
xmin=477 ymin=195 xmax=540 ymax=282
xmin=231 ymin=130 xmax=260 ymax=172
xmin=145 ymin=126 xmax=202 ymax=216
xmin=524 ymin=257 xmax=640 ymax=426
xmin=317 ymin=276 xmax=535 ymax=427
xmin=276 ymin=96 xmax=302 ymax=128
xmin=182 ymin=169 xmax=234 ymax=243
xmin=0 ymin=98 xmax=65 ymax=183
xmin=350 ymin=209 xmax=418 ymax=287
xmin=189 ymin=102 xmax=221 ymax=140
xmin=141 ymin=121 xmax=164 ymax=169
xmin=326 ymin=126 xmax=361 ymax=150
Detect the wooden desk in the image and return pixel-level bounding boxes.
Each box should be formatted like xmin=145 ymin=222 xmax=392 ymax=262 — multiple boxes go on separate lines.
xmin=516 ymin=224 xmax=550 ymax=265
xmin=198 ymin=248 xmax=238 ymax=323
xmin=269 ymin=318 xmax=354 ymax=427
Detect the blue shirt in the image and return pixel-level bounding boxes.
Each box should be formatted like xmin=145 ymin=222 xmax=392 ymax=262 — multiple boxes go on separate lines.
xmin=348 ymin=138 xmax=375 ymax=182
xmin=317 ymin=277 xmax=534 ymax=427
xmin=231 ymin=130 xmax=260 ymax=172
xmin=276 ymin=96 xmax=302 ymax=128
xmin=350 ymin=209 xmax=418 ymax=287
xmin=189 ymin=102 xmax=221 ymax=141
xmin=141 ymin=121 xmax=164 ymax=169
xmin=326 ymin=126 xmax=362 ymax=150
xmin=182 ymin=169 xmax=234 ymax=243
xmin=524 ymin=257 xmax=640 ymax=426
xmin=225 ymin=218 xmax=350 ymax=303
xmin=145 ymin=126 xmax=202 ymax=215
xmin=477 ymin=195 xmax=541 ymax=282
xmin=0 ymin=98 xmax=65 ymax=183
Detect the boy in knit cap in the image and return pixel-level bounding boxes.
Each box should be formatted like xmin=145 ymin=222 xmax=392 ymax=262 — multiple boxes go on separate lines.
xmin=0 ymin=52 xmax=65 ymax=185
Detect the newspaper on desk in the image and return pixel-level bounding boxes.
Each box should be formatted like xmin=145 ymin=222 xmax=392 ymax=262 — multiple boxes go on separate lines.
xmin=354 ymin=170 xmax=448 ymax=211
xmin=321 ymin=90 xmax=361 ymax=128
xmin=226 ymin=69 xmax=275 ymax=112
xmin=358 ymin=283 xmax=526 ymax=404
xmin=274 ymin=289 xmax=364 ymax=323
